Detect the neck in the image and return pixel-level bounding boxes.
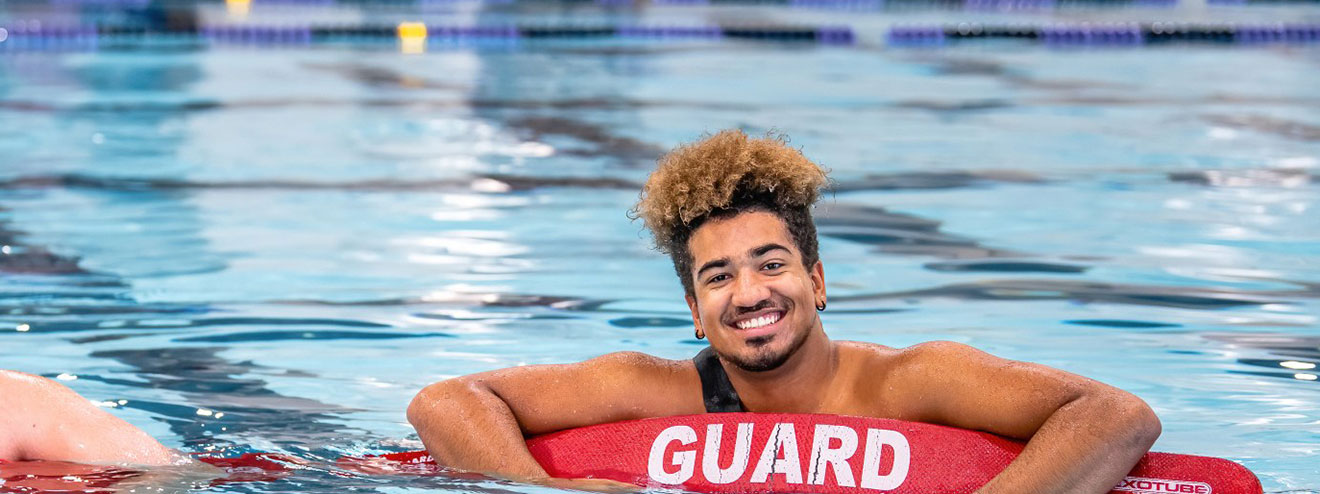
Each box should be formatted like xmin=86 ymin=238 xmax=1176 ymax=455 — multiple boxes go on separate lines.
xmin=722 ymin=324 xmax=836 ymax=413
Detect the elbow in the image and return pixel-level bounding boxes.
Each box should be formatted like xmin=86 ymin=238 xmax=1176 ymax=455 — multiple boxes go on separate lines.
xmin=407 ymin=378 xmax=464 ymax=428
xmin=1135 ymin=400 xmax=1162 ymax=447
xmin=1109 ymin=393 xmax=1162 ymax=450
xmin=407 ymin=377 xmax=489 ymax=429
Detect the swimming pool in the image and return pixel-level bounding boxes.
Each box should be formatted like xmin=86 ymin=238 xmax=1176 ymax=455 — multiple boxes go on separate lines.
xmin=1 ymin=1 xmax=1317 ymax=492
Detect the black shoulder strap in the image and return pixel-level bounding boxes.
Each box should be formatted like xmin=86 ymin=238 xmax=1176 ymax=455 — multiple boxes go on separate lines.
xmin=693 ymin=346 xmax=744 ymax=413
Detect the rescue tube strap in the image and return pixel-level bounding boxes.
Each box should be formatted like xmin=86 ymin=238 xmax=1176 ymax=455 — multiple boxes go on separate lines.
xmin=693 ymin=346 xmax=744 ymax=413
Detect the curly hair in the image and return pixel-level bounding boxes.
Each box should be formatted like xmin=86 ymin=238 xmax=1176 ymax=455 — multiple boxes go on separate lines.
xmin=630 ymin=129 xmax=830 ymax=296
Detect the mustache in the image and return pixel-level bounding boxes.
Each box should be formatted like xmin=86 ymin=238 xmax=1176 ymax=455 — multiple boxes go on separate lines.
xmin=727 ymin=298 xmax=788 ymax=319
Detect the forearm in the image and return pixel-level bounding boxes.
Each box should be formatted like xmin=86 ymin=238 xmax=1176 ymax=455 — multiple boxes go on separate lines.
xmin=976 ymin=393 xmax=1161 ymax=494
xmin=407 ymin=378 xmax=549 ymax=481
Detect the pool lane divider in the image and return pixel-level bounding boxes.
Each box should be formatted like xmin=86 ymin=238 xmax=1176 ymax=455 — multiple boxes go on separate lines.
xmin=889 ymin=22 xmax=1320 ymax=45
xmin=3 ymin=21 xmax=1320 ymax=51
xmin=129 ymin=0 xmax=1194 ymax=10
xmin=0 ymin=23 xmax=857 ymax=48
xmin=0 ymin=0 xmax=1268 ymax=12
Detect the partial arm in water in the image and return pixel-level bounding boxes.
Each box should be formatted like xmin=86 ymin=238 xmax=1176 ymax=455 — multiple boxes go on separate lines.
xmin=406 ymin=351 xmax=701 ymax=484
xmin=0 ymin=370 xmax=178 ymax=465
xmin=887 ymin=341 xmax=1162 ymax=494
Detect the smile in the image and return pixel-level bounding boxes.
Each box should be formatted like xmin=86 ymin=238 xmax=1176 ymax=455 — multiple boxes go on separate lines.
xmin=734 ymin=311 xmax=782 ymax=330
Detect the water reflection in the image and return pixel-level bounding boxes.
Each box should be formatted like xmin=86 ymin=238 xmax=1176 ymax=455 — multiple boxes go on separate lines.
xmin=0 ymin=205 xmax=90 ymax=275
xmin=836 ymin=279 xmax=1286 ymax=309
xmin=88 ymin=346 xmax=356 ymax=449
xmin=1205 ymin=333 xmax=1320 ymax=386
xmin=1169 ymin=168 xmax=1312 ymax=188
xmin=1201 ymin=114 xmax=1320 ymax=142
xmin=817 ymin=203 xmax=1029 ymax=260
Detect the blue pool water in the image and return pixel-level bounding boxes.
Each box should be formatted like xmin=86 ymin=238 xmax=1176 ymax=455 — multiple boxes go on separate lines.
xmin=1 ymin=1 xmax=1318 ymax=492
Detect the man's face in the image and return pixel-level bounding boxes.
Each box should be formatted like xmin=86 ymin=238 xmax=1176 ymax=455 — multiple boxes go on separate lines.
xmin=685 ymin=210 xmax=825 ymax=372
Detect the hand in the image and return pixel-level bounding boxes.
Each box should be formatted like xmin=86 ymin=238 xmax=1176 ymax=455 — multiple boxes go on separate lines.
xmin=114 ymin=459 xmax=228 ymax=491
xmin=0 ymin=457 xmax=220 ymax=493
xmin=535 ymin=477 xmax=640 ymax=493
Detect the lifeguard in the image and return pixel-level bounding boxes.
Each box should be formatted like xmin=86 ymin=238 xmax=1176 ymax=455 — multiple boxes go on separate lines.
xmin=407 ymin=129 xmax=1163 ymax=493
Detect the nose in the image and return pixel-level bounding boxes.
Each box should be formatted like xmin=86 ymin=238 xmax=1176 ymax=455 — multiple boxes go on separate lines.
xmin=730 ymin=268 xmax=771 ymax=310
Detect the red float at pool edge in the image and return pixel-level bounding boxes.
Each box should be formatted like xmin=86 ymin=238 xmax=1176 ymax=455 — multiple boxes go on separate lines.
xmin=349 ymin=413 xmax=1263 ymax=494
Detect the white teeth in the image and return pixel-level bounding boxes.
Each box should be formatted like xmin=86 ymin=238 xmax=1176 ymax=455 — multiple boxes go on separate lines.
xmin=736 ymin=312 xmax=780 ymax=330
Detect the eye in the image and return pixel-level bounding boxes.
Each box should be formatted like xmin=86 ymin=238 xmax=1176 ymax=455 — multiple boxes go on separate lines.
xmin=762 ymin=262 xmax=784 ymax=271
xmin=708 ymin=273 xmax=730 ymax=284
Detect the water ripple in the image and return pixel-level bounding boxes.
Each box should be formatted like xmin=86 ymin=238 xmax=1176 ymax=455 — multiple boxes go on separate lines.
xmin=837 ymin=279 xmax=1287 ymax=309
xmin=174 ymin=330 xmax=455 ymax=343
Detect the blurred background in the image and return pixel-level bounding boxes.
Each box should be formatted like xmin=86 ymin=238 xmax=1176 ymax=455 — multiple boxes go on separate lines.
xmin=1 ymin=0 xmax=1317 ymax=492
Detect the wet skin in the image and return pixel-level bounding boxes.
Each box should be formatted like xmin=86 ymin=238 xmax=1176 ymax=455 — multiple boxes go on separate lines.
xmin=0 ymin=370 xmax=178 ymax=465
xmin=408 ymin=210 xmax=1163 ymax=494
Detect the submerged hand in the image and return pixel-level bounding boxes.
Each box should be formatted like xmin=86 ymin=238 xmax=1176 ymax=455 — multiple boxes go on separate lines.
xmin=536 ymin=477 xmax=640 ymax=493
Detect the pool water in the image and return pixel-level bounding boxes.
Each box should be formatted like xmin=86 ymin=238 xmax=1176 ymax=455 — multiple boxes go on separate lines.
xmin=1 ymin=2 xmax=1318 ymax=493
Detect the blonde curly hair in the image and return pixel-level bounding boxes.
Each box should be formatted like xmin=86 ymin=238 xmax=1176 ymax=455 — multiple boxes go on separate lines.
xmin=631 ymin=129 xmax=830 ymax=295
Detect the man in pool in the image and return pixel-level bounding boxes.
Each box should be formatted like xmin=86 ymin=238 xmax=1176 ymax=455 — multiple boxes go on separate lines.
xmin=406 ymin=130 xmax=1162 ymax=493
xmin=0 ymin=130 xmax=1161 ymax=493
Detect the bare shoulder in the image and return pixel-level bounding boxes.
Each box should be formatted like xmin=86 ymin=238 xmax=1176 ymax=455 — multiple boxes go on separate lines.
xmin=847 ymin=339 xmax=1006 ymax=373
xmin=837 ymin=340 xmax=987 ymax=373
xmin=834 ymin=341 xmax=998 ymax=419
xmin=0 ymin=369 xmax=42 ymax=382
xmin=1 ymin=370 xmax=71 ymax=460
xmin=0 ymin=370 xmax=77 ymax=411
xmin=836 ymin=340 xmax=897 ymax=354
xmin=835 ymin=340 xmax=900 ymax=368
xmin=894 ymin=340 xmax=987 ymax=364
xmin=884 ymin=340 xmax=1020 ymax=383
xmin=0 ymin=369 xmax=176 ymax=464
xmin=581 ymin=351 xmax=698 ymax=385
xmin=0 ymin=371 xmax=36 ymax=460
xmin=833 ymin=342 xmax=899 ymax=414
xmin=1 ymin=369 xmax=59 ymax=391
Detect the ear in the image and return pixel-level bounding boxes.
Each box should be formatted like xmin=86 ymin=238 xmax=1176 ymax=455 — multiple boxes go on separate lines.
xmin=686 ymin=294 xmax=704 ymax=338
xmin=811 ymin=260 xmax=826 ymax=306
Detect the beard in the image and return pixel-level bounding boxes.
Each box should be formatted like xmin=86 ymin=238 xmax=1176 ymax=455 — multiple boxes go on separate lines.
xmin=715 ymin=317 xmax=812 ymax=372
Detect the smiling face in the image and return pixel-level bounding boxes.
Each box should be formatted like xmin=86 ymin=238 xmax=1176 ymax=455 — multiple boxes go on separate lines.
xmin=685 ymin=210 xmax=826 ymax=372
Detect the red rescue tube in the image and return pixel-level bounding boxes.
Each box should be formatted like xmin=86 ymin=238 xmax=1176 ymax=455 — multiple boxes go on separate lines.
xmin=351 ymin=413 xmax=1262 ymax=494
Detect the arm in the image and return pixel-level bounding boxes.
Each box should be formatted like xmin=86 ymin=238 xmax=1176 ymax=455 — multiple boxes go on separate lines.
xmin=406 ymin=352 xmax=701 ymax=482
xmin=887 ymin=342 xmax=1161 ymax=494
xmin=0 ymin=370 xmax=178 ymax=465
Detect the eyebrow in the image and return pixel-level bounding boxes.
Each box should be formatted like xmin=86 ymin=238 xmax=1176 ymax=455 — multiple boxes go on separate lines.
xmin=694 ymin=243 xmax=792 ymax=279
xmin=695 ymin=259 xmax=729 ymax=279
xmin=751 ymin=243 xmax=791 ymax=258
